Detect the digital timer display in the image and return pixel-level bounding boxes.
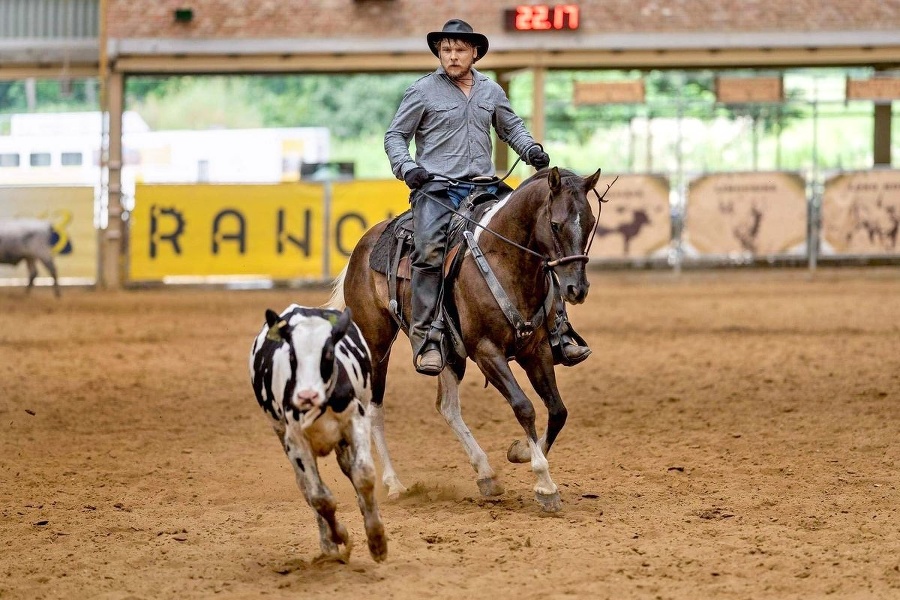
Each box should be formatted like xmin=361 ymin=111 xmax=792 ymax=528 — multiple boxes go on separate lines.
xmin=504 ymin=4 xmax=580 ymax=31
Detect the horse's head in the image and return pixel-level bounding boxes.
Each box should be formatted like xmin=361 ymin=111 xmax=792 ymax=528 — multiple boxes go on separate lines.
xmin=537 ymin=166 xmax=603 ymax=305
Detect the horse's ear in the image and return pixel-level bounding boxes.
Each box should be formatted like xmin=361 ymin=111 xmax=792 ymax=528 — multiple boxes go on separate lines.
xmin=584 ymin=168 xmax=602 ymax=193
xmin=548 ymin=167 xmax=562 ymax=194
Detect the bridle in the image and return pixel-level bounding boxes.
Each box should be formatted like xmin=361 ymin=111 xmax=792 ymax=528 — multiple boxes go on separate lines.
xmin=544 ymin=177 xmax=617 ymax=268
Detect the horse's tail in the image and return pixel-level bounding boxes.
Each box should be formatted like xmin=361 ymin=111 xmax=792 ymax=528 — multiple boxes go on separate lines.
xmin=326 ymin=263 xmax=348 ymax=310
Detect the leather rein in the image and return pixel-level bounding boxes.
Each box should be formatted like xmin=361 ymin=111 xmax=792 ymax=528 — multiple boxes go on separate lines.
xmin=422 ymin=172 xmax=616 ymax=273
xmin=416 ymin=171 xmax=616 ymax=347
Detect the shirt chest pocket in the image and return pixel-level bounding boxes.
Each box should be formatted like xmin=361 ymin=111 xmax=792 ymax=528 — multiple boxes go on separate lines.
xmin=425 ymin=102 xmax=461 ymax=130
xmin=474 ymin=101 xmax=495 ymax=129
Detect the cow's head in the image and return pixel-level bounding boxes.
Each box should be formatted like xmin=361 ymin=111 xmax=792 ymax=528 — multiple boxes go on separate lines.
xmin=265 ymin=307 xmax=353 ymax=429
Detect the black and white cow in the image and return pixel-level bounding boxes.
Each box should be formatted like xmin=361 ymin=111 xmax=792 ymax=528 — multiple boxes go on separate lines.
xmin=248 ymin=304 xmax=386 ymax=563
xmin=0 ymin=218 xmax=60 ymax=297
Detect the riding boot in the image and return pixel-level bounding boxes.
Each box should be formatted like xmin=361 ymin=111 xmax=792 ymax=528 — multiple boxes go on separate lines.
xmin=559 ymin=322 xmax=591 ymax=366
xmin=550 ymin=298 xmax=591 ymax=366
xmin=409 ymin=267 xmax=444 ymax=375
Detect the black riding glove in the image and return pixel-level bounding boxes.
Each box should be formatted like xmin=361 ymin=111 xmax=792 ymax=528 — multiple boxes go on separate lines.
xmin=403 ymin=167 xmax=434 ymax=190
xmin=527 ymin=146 xmax=551 ymax=169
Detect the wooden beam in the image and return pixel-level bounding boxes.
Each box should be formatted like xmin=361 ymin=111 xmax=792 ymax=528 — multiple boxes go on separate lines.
xmin=100 ymin=70 xmax=125 ymax=289
xmin=108 ymin=45 xmax=900 ymax=75
xmin=0 ymin=64 xmax=99 ymax=80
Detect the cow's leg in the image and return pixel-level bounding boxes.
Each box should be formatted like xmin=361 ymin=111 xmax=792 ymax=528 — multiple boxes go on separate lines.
xmin=436 ymin=369 xmax=503 ymax=496
xmin=507 ymin=345 xmax=568 ymax=463
xmin=475 ymin=348 xmax=560 ymax=513
xmin=335 ymin=403 xmax=387 ymax=562
xmin=283 ymin=428 xmax=352 ymax=561
xmin=38 ymin=256 xmax=60 ymax=298
xmin=24 ymin=257 xmax=37 ymax=293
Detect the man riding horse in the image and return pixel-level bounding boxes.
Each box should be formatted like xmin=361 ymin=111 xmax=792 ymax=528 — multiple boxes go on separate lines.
xmin=384 ymin=18 xmax=591 ymax=375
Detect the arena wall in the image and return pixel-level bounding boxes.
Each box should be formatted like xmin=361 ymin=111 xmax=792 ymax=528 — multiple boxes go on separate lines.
xmin=106 ymin=0 xmax=900 ymax=39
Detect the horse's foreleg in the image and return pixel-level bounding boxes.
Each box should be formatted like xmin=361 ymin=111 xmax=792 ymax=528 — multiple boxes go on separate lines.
xmin=436 ymin=369 xmax=503 ymax=497
xmin=476 ymin=352 xmax=560 ymax=512
xmin=507 ymin=349 xmax=568 ymax=462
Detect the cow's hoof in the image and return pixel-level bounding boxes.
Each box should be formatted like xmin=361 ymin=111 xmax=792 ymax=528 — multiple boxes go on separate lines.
xmin=535 ymin=490 xmax=562 ymax=513
xmin=477 ymin=477 xmax=504 ymax=497
xmin=367 ymin=536 xmax=388 ymax=563
xmin=506 ymin=439 xmax=531 ymax=463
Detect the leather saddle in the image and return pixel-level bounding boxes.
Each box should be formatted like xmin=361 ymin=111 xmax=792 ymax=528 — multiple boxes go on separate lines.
xmin=368 ymin=188 xmax=506 ymax=361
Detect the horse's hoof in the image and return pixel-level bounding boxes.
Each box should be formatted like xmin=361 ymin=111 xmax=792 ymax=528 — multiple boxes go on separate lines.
xmin=535 ymin=490 xmax=562 ymax=513
xmin=386 ymin=484 xmax=407 ymax=500
xmin=476 ymin=477 xmax=504 ymax=497
xmin=506 ymin=439 xmax=531 ymax=463
xmin=313 ymin=545 xmax=351 ymax=564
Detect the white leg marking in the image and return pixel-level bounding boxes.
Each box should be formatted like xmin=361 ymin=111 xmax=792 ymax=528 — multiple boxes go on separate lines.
xmin=437 ymin=370 xmax=497 ymax=484
xmin=527 ymin=438 xmax=558 ymax=497
xmin=369 ymin=403 xmax=407 ymax=499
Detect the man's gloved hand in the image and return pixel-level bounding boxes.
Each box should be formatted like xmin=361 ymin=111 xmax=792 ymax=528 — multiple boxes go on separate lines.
xmin=403 ymin=166 xmax=434 ymax=190
xmin=528 ymin=146 xmax=550 ymax=169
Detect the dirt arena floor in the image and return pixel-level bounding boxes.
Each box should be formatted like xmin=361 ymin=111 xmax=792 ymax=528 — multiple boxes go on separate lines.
xmin=2 ymin=266 xmax=899 ymax=599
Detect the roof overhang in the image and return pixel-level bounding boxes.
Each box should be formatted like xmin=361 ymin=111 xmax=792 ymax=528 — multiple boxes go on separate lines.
xmin=2 ymin=30 xmax=899 ymax=79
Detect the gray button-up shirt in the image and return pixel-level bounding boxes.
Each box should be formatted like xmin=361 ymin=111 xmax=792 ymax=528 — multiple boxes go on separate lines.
xmin=384 ymin=67 xmax=540 ymax=181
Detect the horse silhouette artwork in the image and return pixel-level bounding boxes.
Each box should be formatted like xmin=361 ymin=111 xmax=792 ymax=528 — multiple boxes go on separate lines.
xmin=329 ymin=166 xmax=606 ymax=513
xmin=595 ymin=208 xmax=651 ymax=256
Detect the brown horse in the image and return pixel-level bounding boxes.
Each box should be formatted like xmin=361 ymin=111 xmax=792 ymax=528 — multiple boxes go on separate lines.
xmin=330 ymin=166 xmax=603 ymax=512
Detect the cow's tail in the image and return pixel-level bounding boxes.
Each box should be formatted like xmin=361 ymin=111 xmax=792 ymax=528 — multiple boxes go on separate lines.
xmin=326 ymin=263 xmax=348 ymax=310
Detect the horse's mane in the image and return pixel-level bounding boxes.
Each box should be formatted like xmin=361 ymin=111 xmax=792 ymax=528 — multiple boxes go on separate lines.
xmin=516 ymin=167 xmax=582 ymax=190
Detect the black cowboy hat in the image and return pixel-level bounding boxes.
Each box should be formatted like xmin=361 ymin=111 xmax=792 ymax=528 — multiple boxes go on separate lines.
xmin=426 ymin=19 xmax=489 ymax=62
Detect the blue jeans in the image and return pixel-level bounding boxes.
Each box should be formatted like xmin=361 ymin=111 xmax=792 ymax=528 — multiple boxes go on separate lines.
xmin=447 ymin=183 xmax=499 ymax=208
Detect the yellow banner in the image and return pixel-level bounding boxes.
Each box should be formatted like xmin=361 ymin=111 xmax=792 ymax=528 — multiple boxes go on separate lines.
xmin=0 ymin=185 xmax=97 ymax=281
xmin=129 ymin=181 xmax=412 ymax=281
xmin=822 ymin=170 xmax=900 ymax=255
xmin=327 ymin=179 xmax=411 ymax=275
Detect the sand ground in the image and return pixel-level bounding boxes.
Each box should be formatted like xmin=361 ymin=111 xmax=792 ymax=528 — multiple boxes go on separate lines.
xmin=1 ymin=267 xmax=899 ymax=599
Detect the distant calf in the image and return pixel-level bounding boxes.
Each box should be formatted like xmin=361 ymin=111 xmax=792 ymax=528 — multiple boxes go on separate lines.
xmin=248 ymin=305 xmax=386 ymax=563
xmin=0 ymin=218 xmax=60 ymax=297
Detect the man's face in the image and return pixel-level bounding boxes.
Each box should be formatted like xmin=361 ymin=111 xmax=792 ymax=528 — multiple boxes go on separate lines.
xmin=438 ymin=39 xmax=477 ymax=80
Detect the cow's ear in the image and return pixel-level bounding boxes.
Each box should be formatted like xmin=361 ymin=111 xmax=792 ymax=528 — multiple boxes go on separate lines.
xmin=265 ymin=310 xmax=289 ymax=342
xmin=331 ymin=307 xmax=352 ymax=341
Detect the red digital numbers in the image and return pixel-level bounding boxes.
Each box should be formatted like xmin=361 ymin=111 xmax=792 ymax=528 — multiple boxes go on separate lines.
xmin=505 ymin=4 xmax=580 ymax=31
